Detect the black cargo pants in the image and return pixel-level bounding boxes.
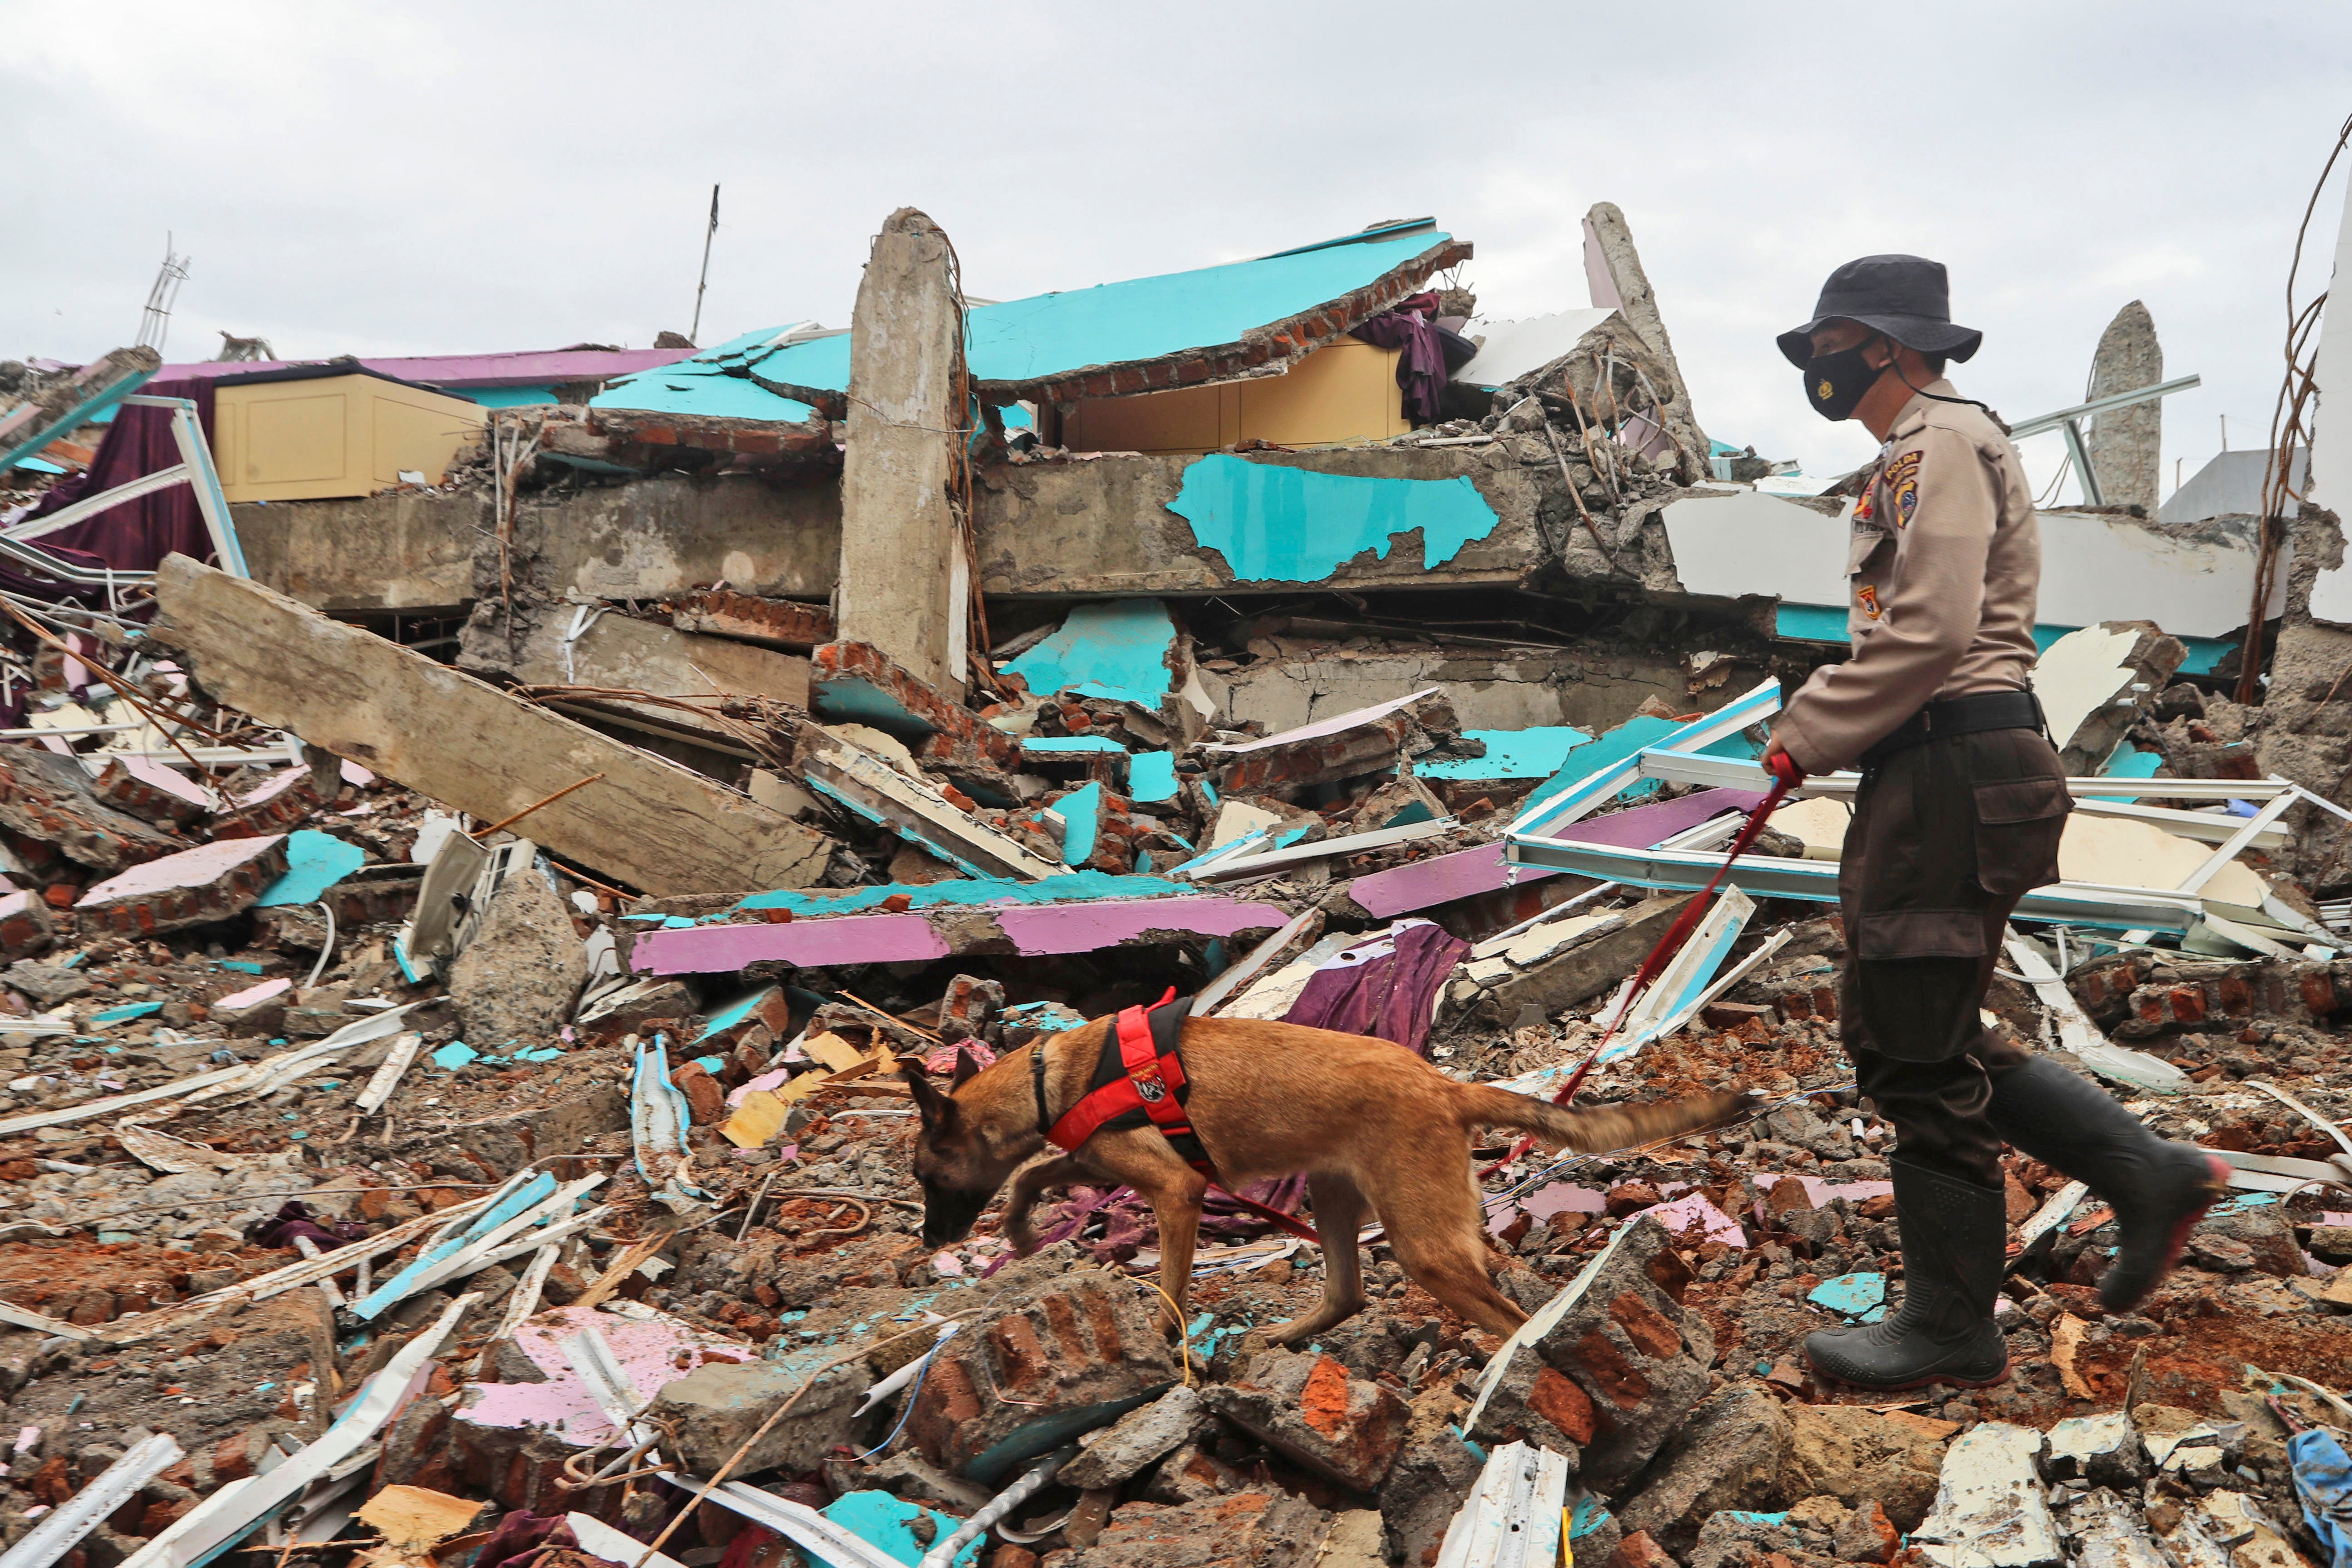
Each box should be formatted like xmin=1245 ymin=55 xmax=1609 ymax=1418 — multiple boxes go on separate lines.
xmin=1838 ymin=726 xmax=2071 ymax=1191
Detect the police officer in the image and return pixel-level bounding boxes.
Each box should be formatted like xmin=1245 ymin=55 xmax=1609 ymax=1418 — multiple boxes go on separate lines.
xmin=1762 ymin=255 xmax=2227 ymax=1391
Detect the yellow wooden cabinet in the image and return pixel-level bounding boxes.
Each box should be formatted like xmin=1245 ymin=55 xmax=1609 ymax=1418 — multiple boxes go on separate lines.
xmin=211 ymin=371 xmax=486 ymax=502
xmin=1061 ymin=338 xmax=1408 ymax=455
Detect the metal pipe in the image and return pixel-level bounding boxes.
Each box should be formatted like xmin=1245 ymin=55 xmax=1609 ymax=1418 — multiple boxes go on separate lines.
xmin=918 ymin=1448 xmax=1072 ymax=1568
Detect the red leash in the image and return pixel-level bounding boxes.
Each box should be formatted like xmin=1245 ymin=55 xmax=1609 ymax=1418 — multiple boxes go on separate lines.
xmin=1487 ymin=770 xmax=1796 ymax=1172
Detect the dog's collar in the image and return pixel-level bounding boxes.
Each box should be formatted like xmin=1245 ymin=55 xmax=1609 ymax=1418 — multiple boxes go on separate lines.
xmin=1030 ymin=1038 xmax=1053 ymax=1138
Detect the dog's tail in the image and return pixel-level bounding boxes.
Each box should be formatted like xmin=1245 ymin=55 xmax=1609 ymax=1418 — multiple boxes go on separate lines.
xmin=1452 ymin=1084 xmax=1749 ymax=1154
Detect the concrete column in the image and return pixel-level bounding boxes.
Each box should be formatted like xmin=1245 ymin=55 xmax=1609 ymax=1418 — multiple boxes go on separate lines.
xmin=837 ymin=207 xmax=965 ymax=696
xmin=2086 ymin=300 xmax=2163 ymax=515
xmin=1582 ymin=202 xmax=1710 ymax=466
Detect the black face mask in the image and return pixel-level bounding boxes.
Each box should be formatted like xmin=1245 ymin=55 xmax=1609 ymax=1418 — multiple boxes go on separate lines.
xmin=1801 ymin=340 xmax=1888 ymax=422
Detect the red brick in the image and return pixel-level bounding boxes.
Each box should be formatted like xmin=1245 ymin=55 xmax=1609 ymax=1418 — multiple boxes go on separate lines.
xmin=1527 ymin=1366 xmax=1598 ymax=1444
xmin=1612 ymin=1529 xmax=1679 ymax=1568
xmin=1609 ymin=1290 xmax=1685 ymax=1360
xmin=1575 ymin=1331 xmax=1653 ymax=1409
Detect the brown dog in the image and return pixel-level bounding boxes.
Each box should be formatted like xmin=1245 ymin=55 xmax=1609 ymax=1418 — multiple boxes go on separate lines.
xmin=903 ymin=1014 xmax=1744 ymax=1343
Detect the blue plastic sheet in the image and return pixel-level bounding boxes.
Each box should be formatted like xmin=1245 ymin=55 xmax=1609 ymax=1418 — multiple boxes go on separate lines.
xmin=2291 ymin=1427 xmax=2352 ymax=1568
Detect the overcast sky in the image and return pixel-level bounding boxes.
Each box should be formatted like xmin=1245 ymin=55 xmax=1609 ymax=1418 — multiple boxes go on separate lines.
xmin=6 ymin=1 xmax=2350 ymax=503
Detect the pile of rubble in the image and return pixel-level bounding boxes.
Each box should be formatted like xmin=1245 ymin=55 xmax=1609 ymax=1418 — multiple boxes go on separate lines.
xmin=6 ymin=194 xmax=2352 ymax=1568
xmin=0 ymin=547 xmax=2342 ymax=1568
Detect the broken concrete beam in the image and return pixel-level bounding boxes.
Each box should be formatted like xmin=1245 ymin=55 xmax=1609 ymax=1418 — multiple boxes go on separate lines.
xmin=90 ymin=754 xmax=212 ymax=828
xmin=584 ymin=405 xmax=841 ymax=472
xmin=1583 ymin=203 xmax=1708 ymax=474
xmin=800 ymin=738 xmax=1060 ymax=881
xmin=1377 ymin=1386 xmax=1488 ymax=1566
xmin=644 ymin=1355 xmax=872 ymax=1477
xmin=0 ymin=889 xmax=56 ymax=959
xmin=905 ymin=1268 xmax=1178 ymax=1484
xmin=810 ymin=641 xmax=1017 ymax=789
xmin=448 ymin=860 xmax=590 ymax=1050
xmin=1911 ymin=1422 xmax=2061 ymax=1568
xmin=1202 ymin=1350 xmax=1410 ymax=1492
xmin=0 ymin=345 xmax=159 ymax=469
xmin=457 ymin=606 xmax=810 ymax=757
xmin=151 ymin=555 xmax=833 ymax=895
xmin=0 ymin=743 xmax=185 ymax=872
xmin=2088 ymin=301 xmax=2164 ymax=515
xmin=1058 ymin=1385 xmax=1213 ymax=1491
xmin=1204 ymin=687 xmax=1458 ymax=795
xmin=1615 ymin=1382 xmax=1795 ymax=1554
xmin=1047 ymin=1490 xmax=1336 ymax=1568
xmin=74 ymin=834 xmax=291 ymax=936
xmin=1468 ymin=1215 xmax=1711 ymax=1491
xmin=1451 ymin=889 xmax=1693 ymax=1024
xmin=669 ymin=588 xmax=834 ymax=651
xmin=627 ymin=887 xmax=1290 ymax=973
xmin=2033 ymin=621 xmax=2187 ymax=773
xmin=836 ymin=209 xmax=964 ymax=694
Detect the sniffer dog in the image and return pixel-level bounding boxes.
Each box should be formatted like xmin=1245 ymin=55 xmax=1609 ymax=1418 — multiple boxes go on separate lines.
xmin=903 ymin=1014 xmax=1744 ymax=1343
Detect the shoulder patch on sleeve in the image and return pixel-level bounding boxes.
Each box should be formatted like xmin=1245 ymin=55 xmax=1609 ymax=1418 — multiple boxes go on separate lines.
xmin=1883 ymin=448 xmax=1924 ymax=528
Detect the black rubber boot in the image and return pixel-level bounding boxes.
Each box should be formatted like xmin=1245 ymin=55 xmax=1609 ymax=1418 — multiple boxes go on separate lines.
xmin=1985 ymin=1054 xmax=2230 ymax=1311
xmin=1806 ymin=1158 xmax=2009 ymax=1391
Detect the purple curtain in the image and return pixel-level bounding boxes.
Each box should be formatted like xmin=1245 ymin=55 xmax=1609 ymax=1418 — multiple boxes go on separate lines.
xmin=1201 ymin=920 xmax=1471 ymax=1231
xmin=23 ymin=376 xmax=220 ymax=574
xmin=1350 ymin=291 xmax=1450 ymax=423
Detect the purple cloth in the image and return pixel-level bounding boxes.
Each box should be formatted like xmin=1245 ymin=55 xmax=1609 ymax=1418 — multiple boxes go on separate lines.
xmin=249 ymin=1200 xmax=368 ymax=1252
xmin=1201 ymin=920 xmax=1471 ymax=1229
xmin=24 ymin=377 xmax=221 ymax=575
xmin=1351 ymin=291 xmax=1450 ymax=422
xmin=474 ymin=1510 xmax=570 ymax=1568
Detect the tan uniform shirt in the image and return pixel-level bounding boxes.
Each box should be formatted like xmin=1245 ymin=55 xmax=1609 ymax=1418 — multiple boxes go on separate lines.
xmin=1773 ymin=380 xmax=2042 ymax=774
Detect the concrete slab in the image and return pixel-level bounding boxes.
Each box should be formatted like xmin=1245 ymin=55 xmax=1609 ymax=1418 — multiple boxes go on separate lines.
xmin=76 ymin=834 xmax=290 ymax=936
xmin=152 ymin=556 xmax=834 ymax=896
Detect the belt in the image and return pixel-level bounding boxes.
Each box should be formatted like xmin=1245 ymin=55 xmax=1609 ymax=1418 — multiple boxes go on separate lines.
xmin=1859 ymin=690 xmax=2045 ymax=767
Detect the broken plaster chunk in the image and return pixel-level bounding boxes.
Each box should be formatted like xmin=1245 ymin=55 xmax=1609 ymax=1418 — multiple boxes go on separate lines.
xmin=1058 ymin=1384 xmax=1214 ymax=1491
xmin=1911 ymin=1422 xmax=2062 ymax=1568
xmin=643 ymin=1353 xmax=873 ymax=1476
xmin=1201 ymin=1350 xmax=1410 ymax=1493
xmin=2045 ymin=1413 xmax=2150 ymax=1490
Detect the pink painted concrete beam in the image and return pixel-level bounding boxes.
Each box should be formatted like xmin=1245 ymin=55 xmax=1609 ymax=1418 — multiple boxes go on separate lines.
xmin=628 ymin=893 xmax=1288 ymax=976
xmin=1350 ymin=788 xmax=1763 ymax=918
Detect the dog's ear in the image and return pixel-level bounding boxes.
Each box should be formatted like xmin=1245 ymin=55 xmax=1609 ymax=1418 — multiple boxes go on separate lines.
xmin=901 ymin=1062 xmax=958 ymax=1132
xmin=951 ymin=1046 xmax=983 ymax=1089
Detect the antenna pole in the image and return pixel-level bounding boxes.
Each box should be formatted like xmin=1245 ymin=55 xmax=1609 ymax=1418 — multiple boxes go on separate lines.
xmin=689 ymin=185 xmax=720 ymax=345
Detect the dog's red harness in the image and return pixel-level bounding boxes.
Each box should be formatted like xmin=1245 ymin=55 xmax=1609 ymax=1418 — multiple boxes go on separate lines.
xmin=1044 ymin=989 xmax=1209 ymax=1165
xmin=1037 ymin=989 xmax=1319 ymax=1245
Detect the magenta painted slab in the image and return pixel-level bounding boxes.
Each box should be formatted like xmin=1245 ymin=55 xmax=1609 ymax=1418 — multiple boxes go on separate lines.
xmin=1350 ymin=789 xmax=1764 ymax=918
xmin=217 ymin=977 xmax=292 ymax=1009
xmin=118 ymin=754 xmax=210 ymax=807
xmin=158 ymin=347 xmax=693 ymax=388
xmin=630 ymin=894 xmax=1288 ymax=974
xmin=458 ymin=1301 xmax=747 ymax=1445
xmin=633 ymin=912 xmax=949 ymax=974
xmin=1636 ymin=1192 xmax=1745 ymax=1247
xmin=77 ymin=834 xmax=285 ymax=906
xmin=993 ymin=894 xmax=1285 ymax=954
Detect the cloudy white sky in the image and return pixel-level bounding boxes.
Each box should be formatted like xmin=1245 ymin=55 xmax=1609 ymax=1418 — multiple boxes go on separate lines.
xmin=5 ymin=1 xmax=2349 ymax=503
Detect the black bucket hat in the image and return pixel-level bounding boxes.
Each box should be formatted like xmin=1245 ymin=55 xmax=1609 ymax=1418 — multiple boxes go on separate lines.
xmin=1776 ymin=254 xmax=1983 ymax=367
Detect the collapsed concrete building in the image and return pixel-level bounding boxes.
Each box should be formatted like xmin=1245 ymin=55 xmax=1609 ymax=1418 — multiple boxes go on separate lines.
xmin=4 ymin=200 xmax=2352 ymax=1568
